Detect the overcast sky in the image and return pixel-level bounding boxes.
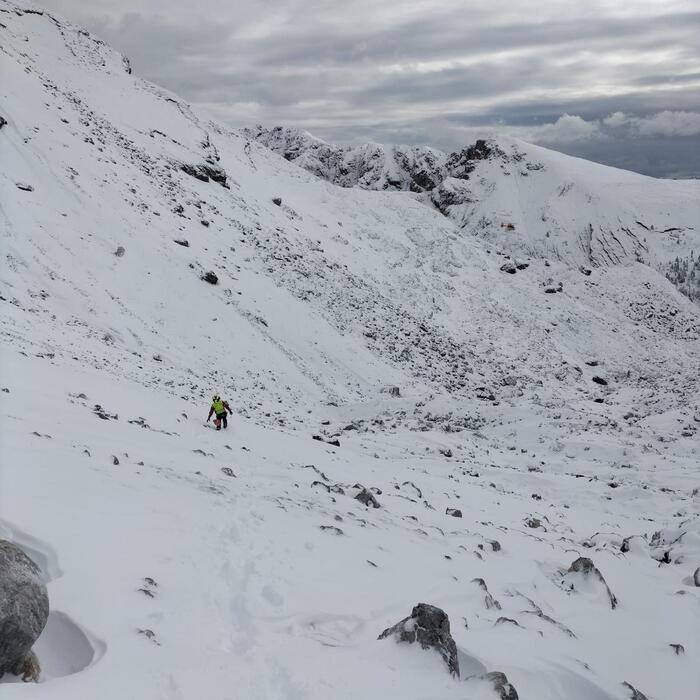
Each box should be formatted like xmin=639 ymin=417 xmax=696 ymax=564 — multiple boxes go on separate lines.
xmin=42 ymin=0 xmax=700 ymax=178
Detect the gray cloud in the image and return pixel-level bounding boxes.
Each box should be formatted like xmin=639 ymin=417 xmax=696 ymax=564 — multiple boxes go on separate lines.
xmin=40 ymin=0 xmax=700 ymax=177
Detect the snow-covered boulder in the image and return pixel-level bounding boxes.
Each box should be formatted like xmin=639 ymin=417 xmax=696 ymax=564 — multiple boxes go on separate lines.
xmin=0 ymin=540 xmax=49 ymax=679
xmin=563 ymin=557 xmax=618 ymax=609
xmin=351 ymin=484 xmax=380 ymax=508
xmin=482 ymin=671 xmax=520 ymax=700
xmin=649 ymin=517 xmax=700 ymax=564
xmin=378 ymin=603 xmax=460 ymax=677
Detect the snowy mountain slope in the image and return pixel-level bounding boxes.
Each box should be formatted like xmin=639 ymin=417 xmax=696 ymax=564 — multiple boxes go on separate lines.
xmin=2 ymin=330 xmax=699 ymax=700
xmin=247 ymin=126 xmax=700 ymax=297
xmin=1 ymin=1 xmax=698 ymax=420
xmin=1 ymin=3 xmax=699 ymax=699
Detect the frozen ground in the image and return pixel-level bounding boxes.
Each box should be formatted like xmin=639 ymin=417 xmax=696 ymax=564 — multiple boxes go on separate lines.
xmin=1 ymin=343 xmax=698 ymax=700
xmin=1 ymin=2 xmax=699 ymax=699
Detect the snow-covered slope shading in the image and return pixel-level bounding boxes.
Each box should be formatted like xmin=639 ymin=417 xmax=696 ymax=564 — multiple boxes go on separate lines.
xmin=247 ymin=126 xmax=700 ymax=301
xmin=1 ymin=3 xmax=699 ymax=699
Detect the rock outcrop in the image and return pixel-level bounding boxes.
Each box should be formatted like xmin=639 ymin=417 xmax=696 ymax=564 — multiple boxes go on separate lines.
xmin=378 ymin=603 xmax=460 ymax=677
xmin=180 ymin=162 xmax=228 ymax=187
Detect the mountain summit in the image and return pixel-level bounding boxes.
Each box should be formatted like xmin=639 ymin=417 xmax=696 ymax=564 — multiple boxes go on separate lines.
xmin=247 ymin=125 xmax=700 ymax=294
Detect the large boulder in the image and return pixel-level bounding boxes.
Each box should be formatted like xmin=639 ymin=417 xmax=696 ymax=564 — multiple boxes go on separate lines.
xmin=378 ymin=603 xmax=459 ymax=677
xmin=0 ymin=540 xmax=49 ymax=678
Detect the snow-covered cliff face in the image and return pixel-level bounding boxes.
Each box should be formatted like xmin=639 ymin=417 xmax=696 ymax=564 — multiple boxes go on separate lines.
xmin=244 ymin=125 xmax=449 ymax=193
xmin=247 ymin=126 xmax=700 ymax=298
xmin=1 ymin=4 xmax=699 ymax=700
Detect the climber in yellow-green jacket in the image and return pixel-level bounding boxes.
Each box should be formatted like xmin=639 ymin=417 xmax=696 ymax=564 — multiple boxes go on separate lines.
xmin=207 ymin=395 xmax=232 ymax=430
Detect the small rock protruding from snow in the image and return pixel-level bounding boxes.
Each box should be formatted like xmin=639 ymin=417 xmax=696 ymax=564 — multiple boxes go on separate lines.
xmin=567 ymin=557 xmax=618 ymax=609
xmin=137 ymin=628 xmax=160 ymax=645
xmin=620 ymin=535 xmax=649 ymax=556
xmin=311 ymin=434 xmax=340 ymax=447
xmin=592 ymin=375 xmax=608 ymax=386
xmin=15 ymin=182 xmax=34 ymax=192
xmin=201 ymin=271 xmax=218 ymax=285
xmin=272 ymin=197 xmax=282 ymax=206
xmin=500 ymin=261 xmax=517 ymax=274
xmin=475 ymin=387 xmax=496 ymax=401
xmin=622 ymin=681 xmax=649 ymax=700
xmin=173 ymin=239 xmax=189 ymax=247
xmin=0 ymin=540 xmax=49 ymax=680
xmin=380 ymin=386 xmax=401 ymax=397
xmin=8 ymin=649 xmax=40 ymax=683
xmin=114 ymin=246 xmax=125 ymax=257
xmin=352 ymin=485 xmax=380 ymax=508
xmin=472 ymin=578 xmax=502 ymax=610
xmin=693 ymin=567 xmax=700 ymax=586
xmin=319 ymin=525 xmax=344 ymax=536
xmin=378 ymin=603 xmax=460 ymax=678
xmin=446 ymin=507 xmax=462 ymax=518
xmin=482 ymin=671 xmax=520 ymax=699
xmin=93 ymin=404 xmax=117 ymax=420
xmin=669 ymin=643 xmax=685 ymax=655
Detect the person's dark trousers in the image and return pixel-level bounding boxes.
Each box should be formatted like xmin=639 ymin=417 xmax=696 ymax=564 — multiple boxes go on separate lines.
xmin=217 ymin=412 xmax=228 ymax=429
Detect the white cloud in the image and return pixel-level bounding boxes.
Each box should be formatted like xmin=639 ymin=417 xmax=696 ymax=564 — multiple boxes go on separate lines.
xmin=635 ymin=110 xmax=700 ymax=136
xmin=602 ymin=111 xmax=631 ymax=128
xmin=38 ymin=0 xmax=700 ymax=177
xmin=521 ymin=114 xmax=601 ymax=143
xmin=602 ymin=110 xmax=700 ymax=136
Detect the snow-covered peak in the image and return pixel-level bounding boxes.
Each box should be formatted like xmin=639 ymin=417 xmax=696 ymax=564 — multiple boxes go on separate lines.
xmin=244 ymin=124 xmax=449 ymax=192
xmin=249 ymin=126 xmax=700 ymax=297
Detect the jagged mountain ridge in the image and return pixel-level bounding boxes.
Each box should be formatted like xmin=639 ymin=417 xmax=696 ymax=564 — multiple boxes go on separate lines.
xmin=246 ymin=125 xmax=700 ymax=296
